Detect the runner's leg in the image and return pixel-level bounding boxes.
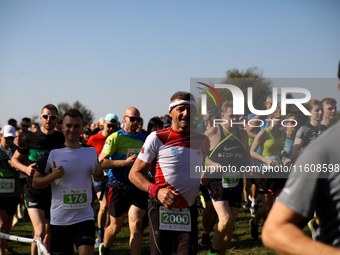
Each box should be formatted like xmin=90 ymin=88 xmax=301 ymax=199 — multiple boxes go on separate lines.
xmin=128 ymin=205 xmax=146 ymax=255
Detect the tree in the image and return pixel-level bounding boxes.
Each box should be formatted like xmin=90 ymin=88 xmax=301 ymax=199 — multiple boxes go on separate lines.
xmin=57 ymin=101 xmax=94 ymax=126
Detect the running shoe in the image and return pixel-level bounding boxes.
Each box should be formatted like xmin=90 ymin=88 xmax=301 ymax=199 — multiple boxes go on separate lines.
xmin=94 ymin=236 xmax=103 ymax=249
xmin=200 ymin=234 xmax=212 ymax=247
xmin=207 ymin=251 xmax=219 ymax=255
xmin=243 ymin=201 xmax=251 ymax=209
xmin=249 ymin=219 xmax=259 ymax=240
xmin=17 ymin=204 xmax=23 ymax=219
xmin=5 ymin=244 xmax=12 ymax=251
xmin=12 ymin=216 xmax=19 ymax=227
xmin=308 ymin=219 xmax=318 ymax=239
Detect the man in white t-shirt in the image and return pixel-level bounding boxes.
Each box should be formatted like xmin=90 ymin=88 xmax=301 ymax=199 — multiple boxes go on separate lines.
xmin=33 ymin=109 xmax=104 ymax=255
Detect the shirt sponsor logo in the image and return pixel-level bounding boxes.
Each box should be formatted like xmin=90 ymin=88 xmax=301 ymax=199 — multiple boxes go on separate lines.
xmin=171 ymin=148 xmax=179 ymax=156
xmin=141 ymin=146 xmax=145 ymax=154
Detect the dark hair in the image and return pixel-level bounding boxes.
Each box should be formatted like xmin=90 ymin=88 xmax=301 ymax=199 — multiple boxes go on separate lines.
xmin=147 ymin=117 xmax=164 ymax=136
xmin=42 ymin=104 xmax=59 ymax=114
xmin=170 ymin=91 xmax=196 ymax=103
xmin=8 ymin=118 xmax=17 ymax=126
xmin=63 ymin=109 xmax=83 ymax=122
xmin=22 ymin=117 xmax=31 ymax=123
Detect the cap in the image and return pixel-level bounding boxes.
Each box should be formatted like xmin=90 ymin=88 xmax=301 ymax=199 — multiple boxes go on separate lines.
xmin=247 ymin=113 xmax=255 ymax=120
xmin=161 ymin=118 xmax=171 ymax=128
xmin=2 ymin=125 xmax=16 ymax=138
xmin=104 ymin=113 xmax=119 ymax=123
xmin=82 ymin=127 xmax=92 ymax=134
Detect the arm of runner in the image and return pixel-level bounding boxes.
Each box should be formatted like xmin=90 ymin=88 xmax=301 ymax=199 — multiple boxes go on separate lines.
xmin=250 ymin=130 xmax=274 ymax=166
xmin=11 ymin=150 xmax=36 ymax=177
xmin=92 ymin=159 xmax=104 ymax=182
xmin=129 ymin=158 xmax=180 ymax=209
xmin=200 ymin=177 xmax=223 ymax=200
xmin=292 ymin=137 xmax=304 ymax=161
xmin=99 ymin=151 xmax=137 ymax=169
xmin=262 ymin=201 xmax=340 ymax=255
xmin=33 ymin=161 xmax=65 ymax=189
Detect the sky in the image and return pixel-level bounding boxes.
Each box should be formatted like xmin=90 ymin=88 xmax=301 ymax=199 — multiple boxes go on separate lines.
xmin=1 ymin=0 xmax=340 ymax=128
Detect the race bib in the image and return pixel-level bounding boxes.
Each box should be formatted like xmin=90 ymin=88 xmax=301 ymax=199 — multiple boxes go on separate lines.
xmin=222 ymin=173 xmax=240 ymax=188
xmin=62 ymin=188 xmax=88 ymax=209
xmin=0 ymin=179 xmax=15 ymax=193
xmin=127 ymin=148 xmax=141 ymax=158
xmin=159 ymin=206 xmax=191 ymax=232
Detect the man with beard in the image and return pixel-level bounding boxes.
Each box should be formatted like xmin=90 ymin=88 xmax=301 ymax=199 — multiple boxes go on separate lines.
xmin=98 ymin=107 xmax=146 ymax=255
xmin=11 ymin=104 xmax=64 ymax=255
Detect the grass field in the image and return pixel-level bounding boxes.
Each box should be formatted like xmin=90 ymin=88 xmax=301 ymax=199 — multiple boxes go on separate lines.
xmin=6 ymin=201 xmax=311 ymax=255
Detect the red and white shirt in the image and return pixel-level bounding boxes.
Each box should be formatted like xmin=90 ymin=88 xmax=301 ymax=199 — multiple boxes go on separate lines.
xmin=138 ymin=127 xmax=210 ymax=208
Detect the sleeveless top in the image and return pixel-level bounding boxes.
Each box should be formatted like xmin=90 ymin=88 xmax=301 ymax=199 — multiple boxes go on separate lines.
xmin=261 ymin=128 xmax=285 ymax=157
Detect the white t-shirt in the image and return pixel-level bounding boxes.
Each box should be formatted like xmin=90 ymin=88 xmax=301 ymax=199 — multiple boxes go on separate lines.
xmin=39 ymin=144 xmax=97 ymax=225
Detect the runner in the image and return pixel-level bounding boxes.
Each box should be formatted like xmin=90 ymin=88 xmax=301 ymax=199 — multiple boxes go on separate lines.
xmin=0 ymin=125 xmax=20 ymax=254
xmin=11 ymin=104 xmax=65 ymax=255
xmin=320 ymin=97 xmax=337 ymax=128
xmin=87 ymin=113 xmax=120 ymax=248
xmin=204 ymin=100 xmax=252 ymax=255
xmin=292 ymin=99 xmax=326 ymax=160
xmin=129 ymin=91 xmax=223 ymax=255
xmin=33 ymin=109 xmax=103 ymax=255
xmin=262 ymin=69 xmax=340 ymax=254
xmin=249 ymin=109 xmax=286 ymax=240
xmin=98 ymin=107 xmax=147 ymax=255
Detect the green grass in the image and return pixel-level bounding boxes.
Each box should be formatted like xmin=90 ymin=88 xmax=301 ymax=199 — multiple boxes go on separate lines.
xmin=6 ymin=202 xmax=312 ymax=255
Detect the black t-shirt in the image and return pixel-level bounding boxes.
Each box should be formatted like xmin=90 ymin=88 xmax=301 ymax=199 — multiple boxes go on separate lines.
xmin=17 ymin=129 xmax=65 ymax=192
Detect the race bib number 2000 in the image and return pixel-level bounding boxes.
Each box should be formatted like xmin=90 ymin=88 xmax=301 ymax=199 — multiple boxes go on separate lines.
xmin=159 ymin=206 xmax=191 ymax=232
xmin=62 ymin=188 xmax=88 ymax=209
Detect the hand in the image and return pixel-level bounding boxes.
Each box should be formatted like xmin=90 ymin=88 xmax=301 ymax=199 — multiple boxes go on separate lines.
xmin=26 ymin=163 xmax=37 ymax=177
xmin=125 ymin=154 xmax=137 ymax=167
xmin=157 ymin=188 xmax=180 ymax=209
xmin=265 ymin=159 xmax=275 ymax=166
xmin=93 ymin=159 xmax=104 ymax=177
xmin=209 ymin=181 xmax=223 ymax=200
xmin=52 ymin=161 xmax=65 ymax=179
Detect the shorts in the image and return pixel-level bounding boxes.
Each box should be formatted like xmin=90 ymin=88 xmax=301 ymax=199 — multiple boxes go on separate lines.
xmin=0 ymin=196 xmax=20 ymax=216
xmin=25 ymin=186 xmax=51 ymax=220
xmin=50 ymin=220 xmax=95 ymax=255
xmin=107 ymin=181 xmax=148 ymax=218
xmin=148 ymin=200 xmax=198 ymax=255
xmin=210 ymin=180 xmax=243 ymax=208
xmin=199 ymin=185 xmax=211 ymax=202
xmin=253 ymin=178 xmax=286 ymax=194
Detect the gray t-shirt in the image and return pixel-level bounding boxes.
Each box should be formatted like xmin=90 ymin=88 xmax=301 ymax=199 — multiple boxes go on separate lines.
xmin=278 ymin=122 xmax=340 ymax=247
xmin=295 ymin=122 xmax=327 ymax=149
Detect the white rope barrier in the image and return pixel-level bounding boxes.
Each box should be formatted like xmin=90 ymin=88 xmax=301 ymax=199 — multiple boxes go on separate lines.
xmin=0 ymin=232 xmax=50 ymax=255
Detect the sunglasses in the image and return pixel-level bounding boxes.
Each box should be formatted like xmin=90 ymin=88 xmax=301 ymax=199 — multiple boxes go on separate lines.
xmin=5 ymin=137 xmax=15 ymax=141
xmin=106 ymin=122 xmax=117 ymax=128
xmin=22 ymin=124 xmax=30 ymax=128
xmin=41 ymin=114 xmax=58 ymax=120
xmin=125 ymin=116 xmax=142 ymax=123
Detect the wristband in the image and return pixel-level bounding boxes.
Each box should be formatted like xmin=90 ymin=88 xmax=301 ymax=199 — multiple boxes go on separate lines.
xmin=148 ymin=183 xmax=161 ymax=202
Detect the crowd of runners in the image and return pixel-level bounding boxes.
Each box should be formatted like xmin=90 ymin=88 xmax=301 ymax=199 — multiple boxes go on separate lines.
xmin=1 ymin=66 xmax=340 ymax=255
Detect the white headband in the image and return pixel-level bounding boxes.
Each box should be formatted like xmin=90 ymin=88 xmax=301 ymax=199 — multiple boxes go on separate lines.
xmin=169 ymin=100 xmax=197 ymax=111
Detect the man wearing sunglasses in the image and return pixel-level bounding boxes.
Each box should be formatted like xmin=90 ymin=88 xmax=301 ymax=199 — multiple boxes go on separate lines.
xmin=11 ymin=104 xmax=64 ymax=255
xmin=87 ymin=113 xmax=119 ymax=248
xmin=20 ymin=117 xmax=32 ymax=136
xmin=98 ymin=107 xmax=146 ymax=255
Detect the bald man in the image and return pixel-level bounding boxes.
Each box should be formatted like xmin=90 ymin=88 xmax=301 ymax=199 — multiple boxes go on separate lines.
xmin=98 ymin=107 xmax=147 ymax=255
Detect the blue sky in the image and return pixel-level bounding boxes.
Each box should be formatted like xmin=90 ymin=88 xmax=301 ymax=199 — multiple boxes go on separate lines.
xmin=1 ymin=0 xmax=339 ymax=128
